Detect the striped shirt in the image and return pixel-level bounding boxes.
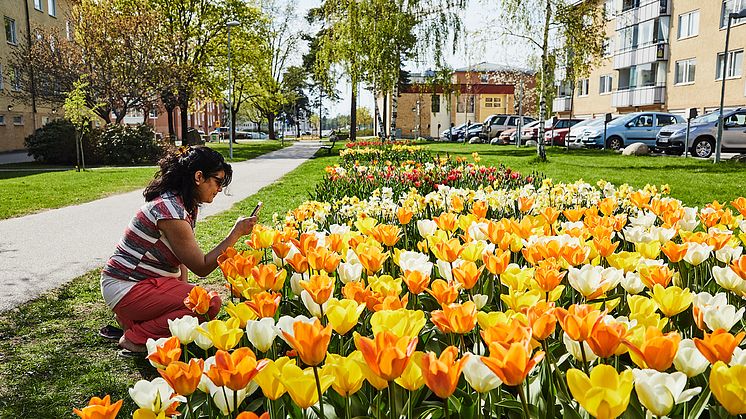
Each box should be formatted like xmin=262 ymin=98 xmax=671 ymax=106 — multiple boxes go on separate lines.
xmin=100 ymin=192 xmax=197 ymax=309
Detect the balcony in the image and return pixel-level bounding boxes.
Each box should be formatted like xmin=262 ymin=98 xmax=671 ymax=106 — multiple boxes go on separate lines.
xmin=614 ymin=42 xmax=668 ymax=70
xmin=612 ymin=84 xmax=666 ymax=108
xmin=552 ymin=97 xmax=572 ymax=113
xmin=616 ymin=0 xmax=671 ymax=30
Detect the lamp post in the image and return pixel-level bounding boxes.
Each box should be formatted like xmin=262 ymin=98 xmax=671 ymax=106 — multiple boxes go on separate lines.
xmin=226 ymin=20 xmax=240 ymax=160
xmin=715 ymin=8 xmax=746 ymax=163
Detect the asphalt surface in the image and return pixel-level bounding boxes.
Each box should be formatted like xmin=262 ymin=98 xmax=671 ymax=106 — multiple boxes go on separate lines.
xmin=0 ymin=141 xmax=322 ymax=313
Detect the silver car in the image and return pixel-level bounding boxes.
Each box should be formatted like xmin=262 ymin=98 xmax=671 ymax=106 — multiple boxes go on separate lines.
xmin=656 ymin=108 xmax=746 ymax=158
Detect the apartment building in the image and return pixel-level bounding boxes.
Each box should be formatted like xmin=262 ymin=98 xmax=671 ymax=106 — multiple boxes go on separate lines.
xmin=376 ymin=63 xmax=536 ymax=139
xmin=1 ymin=0 xmax=71 ymax=153
xmin=554 ymin=0 xmax=746 ymax=119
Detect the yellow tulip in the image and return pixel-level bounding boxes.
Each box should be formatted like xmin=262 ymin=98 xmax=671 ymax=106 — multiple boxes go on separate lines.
xmin=499 ymin=264 xmax=534 ymax=290
xmin=628 ymin=295 xmax=669 ymax=330
xmin=710 ymin=361 xmax=746 ymax=415
xmin=457 ymin=214 xmax=476 ymax=231
xmin=476 ymin=310 xmax=525 ymax=330
xmin=370 ymin=309 xmax=426 ymax=338
xmin=500 ymin=288 xmax=542 ymax=311
xmin=354 ymin=217 xmax=378 ymax=236
xmin=198 ymin=318 xmax=243 ymax=351
xmin=349 ymin=350 xmax=389 ymax=390
xmin=367 ymin=274 xmax=403 ymax=296
xmin=606 ymin=251 xmax=642 ymax=273
xmin=225 ymin=301 xmax=257 ymax=328
xmin=650 ymin=284 xmax=693 ymax=318
xmin=395 ymin=351 xmax=425 ymax=391
xmin=326 ymin=298 xmax=365 ymax=335
xmin=635 ymin=241 xmax=661 ymax=260
xmin=278 ymin=363 xmax=334 ymax=409
xmin=567 ymin=365 xmax=634 ymax=419
xmin=253 ymin=357 xmax=294 ymax=400
xmin=324 ymin=353 xmax=366 ymax=397
xmin=460 ymin=241 xmax=485 ymax=262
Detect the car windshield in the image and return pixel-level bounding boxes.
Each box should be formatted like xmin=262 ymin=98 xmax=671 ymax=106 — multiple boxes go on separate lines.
xmin=522 ymin=121 xmax=540 ymax=129
xmin=691 ymin=112 xmax=722 ymax=124
xmin=493 ymin=116 xmax=509 ymax=125
xmin=571 ymin=119 xmax=599 ymax=129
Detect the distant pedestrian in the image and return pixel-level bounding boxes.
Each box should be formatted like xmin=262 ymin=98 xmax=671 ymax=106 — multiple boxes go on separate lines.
xmin=100 ymin=145 xmax=258 ymax=354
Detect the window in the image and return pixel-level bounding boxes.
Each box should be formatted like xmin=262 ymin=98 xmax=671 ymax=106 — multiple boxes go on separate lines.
xmin=605 ymin=0 xmax=615 ymax=18
xmin=484 ymin=97 xmax=502 ymax=108
xmin=603 ymin=38 xmax=613 ymax=57
xmin=484 ymin=97 xmax=493 ymax=108
xmin=717 ymin=50 xmax=744 ymax=79
xmin=48 ymin=0 xmax=56 ymax=17
xmin=721 ymin=0 xmax=746 ymax=28
xmin=11 ymin=67 xmax=21 ymax=91
xmin=675 ymin=59 xmax=696 ymax=84
xmin=34 ymin=0 xmax=43 ymax=11
xmin=13 ymin=115 xmax=23 ymax=125
xmin=467 ymin=96 xmax=475 ymax=113
xmin=149 ymin=109 xmax=158 ymax=118
xmin=577 ymin=79 xmax=589 ymax=96
xmin=618 ymin=26 xmax=638 ymax=51
xmin=431 ymin=94 xmax=440 ymax=113
xmin=656 ymin=115 xmax=677 ymax=126
xmin=0 ymin=63 xmax=3 ymax=91
xmin=622 ymin=0 xmax=639 ymax=11
xmin=5 ymin=17 xmax=16 ymax=45
xmin=634 ymin=115 xmax=654 ymax=127
xmin=600 ymin=75 xmax=613 ymax=94
xmin=0 ymin=115 xmax=4 ymax=125
xmin=66 ymin=21 xmax=72 ymax=40
xmin=678 ymin=10 xmax=699 ymax=39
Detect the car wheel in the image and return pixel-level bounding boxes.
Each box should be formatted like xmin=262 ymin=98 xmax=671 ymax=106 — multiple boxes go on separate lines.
xmin=691 ymin=138 xmax=714 ymax=159
xmin=607 ymin=136 xmax=624 ymax=150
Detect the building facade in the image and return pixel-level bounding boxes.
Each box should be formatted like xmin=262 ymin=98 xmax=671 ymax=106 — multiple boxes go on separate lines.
xmin=1 ymin=0 xmax=71 ymax=152
xmin=554 ymin=0 xmax=746 ymax=119
xmin=376 ymin=63 xmax=536 ymax=139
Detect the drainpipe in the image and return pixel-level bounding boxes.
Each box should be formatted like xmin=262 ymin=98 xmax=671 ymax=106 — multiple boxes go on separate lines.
xmin=23 ymin=0 xmax=38 ymax=131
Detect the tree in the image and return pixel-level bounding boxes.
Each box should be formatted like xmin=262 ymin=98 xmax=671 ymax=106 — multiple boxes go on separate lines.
xmin=280 ymin=66 xmax=312 ymax=137
xmin=301 ymin=28 xmax=340 ymax=139
xmin=356 ymin=107 xmax=373 ymax=131
xmin=64 ymin=76 xmax=100 ymax=171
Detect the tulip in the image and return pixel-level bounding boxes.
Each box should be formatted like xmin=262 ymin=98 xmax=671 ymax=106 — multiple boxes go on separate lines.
xmin=587 ymin=317 xmax=628 ymax=359
xmin=146 ymin=336 xmax=181 ymax=369
xmin=674 ymin=339 xmax=710 ymax=377
xmin=129 ymin=377 xmax=185 ymax=416
xmin=300 ymin=290 xmax=329 ymax=319
xmin=337 ymin=261 xmax=363 ymax=284
xmin=452 ymin=260 xmax=484 ymax=290
xmin=625 ymin=326 xmax=680 ymax=371
xmin=433 ymin=212 xmax=458 ymax=231
xmin=683 ymin=242 xmax=713 ymax=266
xmin=397 ymin=206 xmax=414 ymax=225
xmin=225 ymin=301 xmax=258 ymax=328
xmin=158 ymin=358 xmax=204 ymax=396
xmin=704 ymin=304 xmax=745 ymax=332
xmin=533 ymin=258 xmax=566 ymax=292
xmin=431 ymin=301 xmax=478 ymax=335
xmin=245 ymin=317 xmax=277 ymax=353
xmin=417 ymin=219 xmax=438 ymax=237
xmin=325 ymin=298 xmax=365 ymax=334
xmin=633 ymin=369 xmax=701 ymax=417
xmin=394 ymin=350 xmax=426 ymax=391
xmin=324 ymin=353 xmax=366 ymax=397
xmin=426 ymin=279 xmax=460 ymax=306
xmin=251 ymin=263 xmax=287 ymax=291
xmin=638 ymin=264 xmax=675 ymax=289
xmin=482 ymin=248 xmax=511 ymax=275
xmin=566 ymin=365 xmax=634 ymax=419
xmin=210 ymin=385 xmax=251 ymax=417
xmin=481 ymin=341 xmax=544 ymax=387
xmin=661 ymin=241 xmax=688 ymax=263
xmin=694 ymin=329 xmax=745 ymax=364
xmin=432 ymin=238 xmax=463 ymax=263
xmin=198 ymin=318 xmax=244 ymax=351
xmin=402 ymin=270 xmax=431 ymax=294
xmin=567 ymin=265 xmax=623 ymax=300
xmin=253 ymin=357 xmax=294 ymax=400
xmin=370 ymin=309 xmax=426 ymax=338
xmin=370 ymin=224 xmax=402 ymax=247
xmin=472 ymin=293 xmax=488 ymax=310
xmin=716 ymin=244 xmax=742 ymax=264
xmin=563 ymin=332 xmax=598 ymax=363
xmin=167 ymin=315 xmax=199 ymax=344
xmin=299 ymin=273 xmax=334 ymax=306
xmin=710 ymin=361 xmax=746 ymax=415
xmin=73 ymin=395 xmax=123 ymax=419
xmin=368 ymin=274 xmax=403 ymax=296
xmin=463 ymin=353 xmax=502 ymax=393
xmin=236 ymin=413 xmax=269 ymax=419
xmin=286 ymin=253 xmax=309 ymax=273
xmin=713 ymin=266 xmax=746 ymax=295
xmin=620 ymin=272 xmax=645 ymax=294
xmin=526 ymin=301 xmax=557 ymax=341
xmin=650 ymin=284 xmax=692 ymax=318
xmin=555 ymin=304 xmax=603 ymax=342
xmin=356 ymin=243 xmax=389 ymax=275
xmin=194 ymin=321 xmax=213 ymax=350
xmin=421 ymin=346 xmax=469 ymax=399
xmin=354 ymin=331 xmax=418 ymax=381
xmin=184 ymin=286 xmax=219 ymax=315
xmin=627 ymin=295 xmax=668 ymax=330
xmin=278 ymin=363 xmax=334 ymax=409
xmin=282 ymin=318 xmax=332 ymax=367
xmin=206 ymin=348 xmax=269 ymax=391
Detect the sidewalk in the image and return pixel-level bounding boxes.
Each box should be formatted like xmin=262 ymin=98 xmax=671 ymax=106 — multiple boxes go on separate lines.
xmin=0 ymin=141 xmax=323 ymax=312
xmin=0 ymin=151 xmax=34 ymax=165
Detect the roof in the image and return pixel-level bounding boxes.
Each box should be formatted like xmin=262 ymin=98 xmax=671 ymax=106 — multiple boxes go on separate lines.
xmin=453 ymin=62 xmax=535 ymax=75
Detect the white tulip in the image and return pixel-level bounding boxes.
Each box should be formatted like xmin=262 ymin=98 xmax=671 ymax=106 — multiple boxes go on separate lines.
xmin=345 ymin=248 xmax=360 ymax=265
xmin=471 ymin=294 xmax=488 ymax=310
xmin=398 ymin=251 xmax=433 ymax=276
xmin=329 ymin=223 xmax=351 ymax=236
xmin=198 ymin=356 xmax=217 ymax=393
xmin=246 ymin=318 xmax=278 ymax=353
xmin=703 ymin=304 xmax=745 ymax=332
xmin=621 ymin=272 xmax=646 ymax=295
xmin=568 ymin=265 xmax=623 ymax=299
xmin=630 ymin=211 xmax=657 ymax=228
xmin=651 ymin=226 xmax=677 ymax=243
xmin=633 ymin=369 xmax=701 ymax=417
xmin=289 ymin=272 xmax=304 ymax=296
xmin=337 ymin=261 xmax=363 ymax=284
xmin=623 ymin=226 xmax=656 ymax=244
xmin=468 ymin=221 xmax=489 ymax=241
xmin=301 ymin=290 xmax=330 ymax=318
xmin=129 ymin=377 xmax=185 ymax=414
xmin=194 ymin=322 xmax=213 ymax=350
xmin=716 ymin=245 xmax=742 ymax=264
xmin=561 ymin=221 xmax=585 ymax=232
xmin=713 ymin=266 xmax=746 ymax=295
xmin=673 ymin=339 xmax=709 ymax=377
xmin=463 ymin=354 xmax=502 ymax=393
xmin=679 ymin=207 xmax=700 ymax=231
xmin=562 ymin=332 xmax=597 ymax=363
xmin=275 ymin=315 xmax=315 ymax=344
xmin=416 ymin=219 xmax=437 ymax=238
xmin=168 ymin=315 xmax=199 ymax=344
xmin=211 ymin=386 xmax=252 ymax=416
xmin=730 ymin=347 xmax=746 ymax=366
xmin=683 ymin=242 xmax=713 ymax=266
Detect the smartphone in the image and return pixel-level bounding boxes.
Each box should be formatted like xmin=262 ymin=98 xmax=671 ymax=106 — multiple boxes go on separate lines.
xmin=250 ymin=201 xmax=263 ymax=217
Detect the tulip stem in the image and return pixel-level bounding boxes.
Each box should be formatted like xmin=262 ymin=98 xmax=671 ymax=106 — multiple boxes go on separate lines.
xmin=579 ymin=342 xmax=590 ymax=375
xmin=444 ymin=396 xmax=450 ymax=419
xmin=346 ymin=395 xmax=352 ymax=419
xmin=388 ymin=383 xmax=396 ymax=419
xmin=313 ymin=365 xmax=326 ymax=419
xmin=408 ymin=390 xmax=413 ymax=419
xmin=518 ymin=383 xmax=531 ymax=419
xmin=186 ymin=395 xmax=195 ymax=419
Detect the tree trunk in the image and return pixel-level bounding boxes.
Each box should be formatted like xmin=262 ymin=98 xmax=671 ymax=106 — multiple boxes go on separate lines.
xmin=165 ymin=105 xmax=176 ymax=143
xmin=231 ymin=108 xmax=239 ymax=143
xmin=350 ymin=82 xmax=357 ymax=142
xmin=318 ymin=90 xmax=323 ymax=139
xmin=268 ymin=113 xmax=276 ymax=140
xmin=537 ymin=0 xmax=552 ymax=161
xmin=389 ymin=83 xmax=399 ymax=140
xmin=374 ymin=89 xmax=385 ymax=140
xmin=178 ymin=88 xmax=189 ymax=141
xmin=382 ymin=91 xmax=388 ymax=138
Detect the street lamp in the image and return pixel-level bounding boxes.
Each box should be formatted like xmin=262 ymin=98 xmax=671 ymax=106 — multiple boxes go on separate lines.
xmin=226 ymin=20 xmax=240 ymax=160
xmin=715 ymin=7 xmax=746 ymax=163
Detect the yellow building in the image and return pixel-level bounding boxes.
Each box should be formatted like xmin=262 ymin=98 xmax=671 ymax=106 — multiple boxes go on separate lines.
xmin=554 ymin=0 xmax=746 ymax=119
xmin=1 ymin=0 xmax=71 ymax=153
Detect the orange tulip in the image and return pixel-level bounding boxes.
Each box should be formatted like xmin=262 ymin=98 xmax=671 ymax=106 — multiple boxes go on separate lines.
xmin=300 ymin=273 xmax=334 ymax=305
xmin=598 ymin=197 xmax=618 ymax=216
xmin=432 ymin=238 xmax=463 ymax=263
xmin=661 ymin=241 xmax=689 ymax=263
xmin=731 ymin=197 xmax=746 ymax=216
xmin=433 ymin=212 xmax=458 ymax=232
xmin=354 ymin=331 xmax=418 ymax=381
xmin=555 ymin=304 xmax=603 ymax=342
xmin=282 ymin=318 xmax=332 ymax=367
xmin=357 ymin=244 xmax=389 ymax=275
xmin=522 ymin=245 xmax=544 ymax=266
xmin=472 ymin=200 xmax=488 ymax=219
xmin=694 ymin=329 xmax=746 ymax=364
xmin=431 ymin=301 xmax=478 ymax=334
xmin=563 ymin=207 xmax=585 ymax=222
xmin=593 ymin=236 xmax=620 ymax=258
xmin=540 ymin=206 xmax=560 ymax=226
xmin=236 ymin=412 xmax=270 ymax=419
xmin=307 ymin=247 xmax=342 ymax=273
xmin=342 ymin=281 xmax=371 ymax=305
xmin=73 ymin=395 xmax=123 ymax=419
xmin=484 ymin=219 xmax=510 ymax=244
xmin=533 ymin=258 xmax=566 ymax=292
xmin=624 ymin=326 xmax=680 ymax=371
xmin=526 ymin=301 xmax=557 ymax=341
xmin=517 ymin=196 xmax=534 ymax=213
xmin=481 ymin=341 xmax=544 ymax=387
xmin=482 ymin=249 xmax=511 ymax=275
xmin=370 ymin=224 xmax=402 ymax=247
xmin=246 ymin=291 xmax=282 ymax=318
xmin=251 ymin=263 xmax=287 ymax=291
xmin=425 ymin=279 xmax=459 ymax=305
xmin=638 ymin=264 xmax=675 ymax=289
xmin=184 ymin=286 xmax=218 ymax=315
xmin=286 ymin=253 xmax=309 ymax=274
xmin=272 ymin=240 xmax=293 ymax=260
xmin=587 ymin=319 xmax=628 ymax=358
xmin=325 ymin=233 xmax=346 ymax=254
xmin=421 ymin=347 xmax=469 ymax=399
xmin=291 ymin=233 xmax=319 ymax=257
xmin=509 ymin=217 xmax=535 ymax=240
xmin=159 ymin=358 xmax=204 ymax=396
xmin=373 ymin=293 xmax=410 ymax=311
xmin=730 ymin=256 xmax=746 ymax=280
xmin=451 ymin=196 xmax=465 ymax=213
xmin=206 ymin=348 xmax=269 ymax=391
xmin=402 ymin=270 xmax=430 ymax=295
xmin=397 ymin=207 xmax=414 ymax=225
xmin=629 ymin=190 xmax=651 ymax=209
xmin=561 ymin=244 xmax=589 ymax=267
xmin=147 ymin=336 xmax=181 ymax=369
xmin=481 ymin=318 xmax=533 ymax=348
xmin=452 ymin=261 xmax=484 ymax=290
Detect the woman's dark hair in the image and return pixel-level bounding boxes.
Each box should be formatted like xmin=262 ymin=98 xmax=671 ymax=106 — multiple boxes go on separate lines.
xmin=144 ymin=145 xmax=233 ymax=216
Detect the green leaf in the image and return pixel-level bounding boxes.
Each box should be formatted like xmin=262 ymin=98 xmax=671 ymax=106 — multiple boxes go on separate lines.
xmin=686 ymin=386 xmax=711 ymax=419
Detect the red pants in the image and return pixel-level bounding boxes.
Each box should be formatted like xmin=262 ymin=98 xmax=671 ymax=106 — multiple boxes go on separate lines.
xmin=113 ymin=277 xmax=221 ymax=345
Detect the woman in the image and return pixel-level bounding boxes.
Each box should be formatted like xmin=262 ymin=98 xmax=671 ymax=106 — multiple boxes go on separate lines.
xmin=101 ymin=146 xmax=257 ymax=353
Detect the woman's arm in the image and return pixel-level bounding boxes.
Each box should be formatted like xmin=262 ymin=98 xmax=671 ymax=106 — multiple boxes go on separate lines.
xmin=158 ymin=216 xmax=257 ymax=278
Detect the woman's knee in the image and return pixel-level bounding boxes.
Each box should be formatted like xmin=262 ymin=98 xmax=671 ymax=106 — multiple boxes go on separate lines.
xmin=207 ymin=294 xmax=222 ymax=317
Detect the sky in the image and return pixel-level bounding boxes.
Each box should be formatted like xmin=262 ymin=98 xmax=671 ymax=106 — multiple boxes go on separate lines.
xmin=293 ymin=0 xmax=533 ymax=116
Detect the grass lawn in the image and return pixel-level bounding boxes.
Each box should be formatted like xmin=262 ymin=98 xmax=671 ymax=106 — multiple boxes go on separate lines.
xmin=423 ymin=143 xmax=746 ymax=208
xmin=0 ymin=146 xmax=338 ymax=418
xmin=0 ymin=141 xmax=287 ymax=220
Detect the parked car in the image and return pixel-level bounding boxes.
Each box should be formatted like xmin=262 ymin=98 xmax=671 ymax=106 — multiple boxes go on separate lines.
xmin=479 ymin=115 xmax=536 ymax=143
xmin=656 ymin=108 xmax=746 ymax=158
xmin=492 ymin=121 xmax=540 ymax=145
xmin=519 ymin=120 xmax=549 ymax=143
xmin=460 ymin=123 xmax=483 ymax=143
xmin=543 ymin=118 xmax=584 ymax=146
xmin=209 ymin=127 xmax=252 ymax=139
xmin=566 ymin=117 xmax=612 ymax=147
xmin=577 ymin=112 xmax=684 ymax=149
xmin=440 ymin=123 xmax=467 ymax=142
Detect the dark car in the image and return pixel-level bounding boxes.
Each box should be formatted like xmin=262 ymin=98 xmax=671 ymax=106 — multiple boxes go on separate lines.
xmin=460 ymin=123 xmax=483 ymax=143
xmin=440 ymin=123 xmax=467 ymax=142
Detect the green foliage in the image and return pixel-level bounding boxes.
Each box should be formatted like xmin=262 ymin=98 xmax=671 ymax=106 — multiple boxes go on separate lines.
xmin=97 ymin=124 xmax=165 ymax=165
xmin=24 ymin=119 xmax=95 ymax=165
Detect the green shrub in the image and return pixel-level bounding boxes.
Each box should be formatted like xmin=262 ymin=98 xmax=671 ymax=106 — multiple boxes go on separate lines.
xmin=97 ymin=124 xmax=165 ymax=165
xmin=24 ymin=119 xmax=97 ymax=165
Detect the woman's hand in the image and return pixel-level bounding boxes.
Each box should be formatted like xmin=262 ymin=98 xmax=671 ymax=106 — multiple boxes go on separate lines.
xmin=232 ymin=216 xmax=258 ymax=238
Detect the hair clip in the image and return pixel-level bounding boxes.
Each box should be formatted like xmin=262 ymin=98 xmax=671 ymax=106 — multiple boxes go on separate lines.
xmin=178 ymin=145 xmax=192 ymax=156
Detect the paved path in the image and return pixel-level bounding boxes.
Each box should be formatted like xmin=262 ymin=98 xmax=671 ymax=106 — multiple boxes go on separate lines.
xmin=0 ymin=141 xmax=323 ymax=312
xmin=0 ymin=151 xmax=34 ymax=165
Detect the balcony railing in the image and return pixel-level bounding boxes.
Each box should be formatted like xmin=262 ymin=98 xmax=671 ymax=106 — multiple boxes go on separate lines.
xmin=616 ymin=0 xmax=671 ymax=30
xmin=552 ymin=97 xmax=573 ymax=112
xmin=614 ymin=42 xmax=668 ymax=70
xmin=611 ymin=84 xmax=666 ymax=108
